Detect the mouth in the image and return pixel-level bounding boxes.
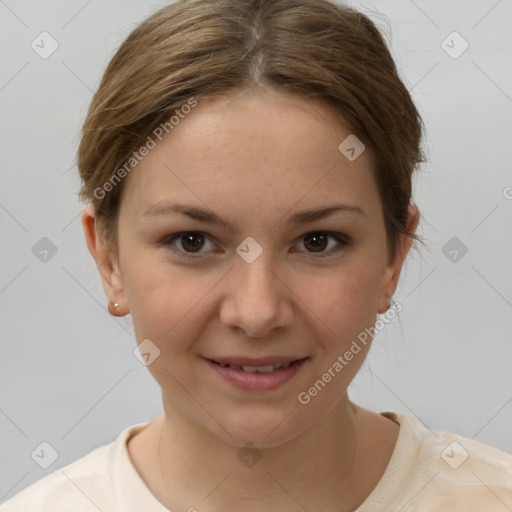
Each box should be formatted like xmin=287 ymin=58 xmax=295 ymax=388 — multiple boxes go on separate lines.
xmin=204 ymin=356 xmax=309 ymax=391
xmin=208 ymin=357 xmax=306 ymax=373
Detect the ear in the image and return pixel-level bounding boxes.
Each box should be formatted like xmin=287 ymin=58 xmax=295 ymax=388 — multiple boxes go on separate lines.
xmin=376 ymin=204 xmax=420 ymax=314
xmin=81 ymin=204 xmax=129 ymax=316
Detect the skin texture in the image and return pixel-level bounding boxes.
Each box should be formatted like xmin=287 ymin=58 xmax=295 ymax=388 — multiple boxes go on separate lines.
xmin=82 ymin=85 xmax=420 ymax=511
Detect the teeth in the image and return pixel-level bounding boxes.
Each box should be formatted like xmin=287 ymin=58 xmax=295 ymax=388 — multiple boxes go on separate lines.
xmin=252 ymin=365 xmax=275 ymax=373
xmin=241 ymin=366 xmax=258 ymax=372
xmin=225 ymin=362 xmax=294 ymax=373
xmin=214 ymin=359 xmax=299 ymax=372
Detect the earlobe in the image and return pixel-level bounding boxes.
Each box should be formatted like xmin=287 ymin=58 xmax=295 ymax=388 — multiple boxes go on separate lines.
xmin=80 ymin=204 xmax=129 ymax=317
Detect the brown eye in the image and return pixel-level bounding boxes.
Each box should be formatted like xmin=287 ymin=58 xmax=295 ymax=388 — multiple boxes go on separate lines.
xmin=303 ymin=232 xmax=329 ymax=252
xmin=180 ymin=233 xmax=205 ymax=252
xmin=163 ymin=231 xmax=216 ymax=258
xmin=297 ymin=232 xmax=348 ymax=258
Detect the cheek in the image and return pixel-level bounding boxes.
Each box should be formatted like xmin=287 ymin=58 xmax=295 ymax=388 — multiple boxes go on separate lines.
xmin=295 ymin=262 xmax=381 ymax=347
xmin=122 ymin=256 xmax=216 ymax=348
xmin=125 ymin=264 xmax=218 ymax=392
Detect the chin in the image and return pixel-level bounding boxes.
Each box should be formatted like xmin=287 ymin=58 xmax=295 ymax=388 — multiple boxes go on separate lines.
xmin=208 ymin=408 xmax=311 ymax=449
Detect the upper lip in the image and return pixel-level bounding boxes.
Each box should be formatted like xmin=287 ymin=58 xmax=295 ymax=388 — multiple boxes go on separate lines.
xmin=206 ymin=356 xmax=307 ymax=366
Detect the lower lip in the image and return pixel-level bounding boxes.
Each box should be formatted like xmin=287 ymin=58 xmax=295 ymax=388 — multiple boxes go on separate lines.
xmin=205 ymin=358 xmax=308 ymax=391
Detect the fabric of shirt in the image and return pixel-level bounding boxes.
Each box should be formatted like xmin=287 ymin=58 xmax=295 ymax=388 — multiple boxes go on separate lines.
xmin=1 ymin=412 xmax=511 ymax=511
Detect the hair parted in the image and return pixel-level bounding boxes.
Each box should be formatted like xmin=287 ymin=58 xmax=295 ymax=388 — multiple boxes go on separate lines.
xmin=77 ymin=0 xmax=424 ymax=259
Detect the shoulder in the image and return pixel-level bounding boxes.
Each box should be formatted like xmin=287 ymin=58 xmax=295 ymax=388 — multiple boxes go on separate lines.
xmin=0 ymin=423 xmax=144 ymax=512
xmin=0 ymin=444 xmax=112 ymax=511
xmin=386 ymin=412 xmax=512 ymax=511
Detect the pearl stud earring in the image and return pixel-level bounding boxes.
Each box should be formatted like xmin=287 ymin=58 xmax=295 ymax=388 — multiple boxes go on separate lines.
xmin=108 ymin=301 xmax=120 ymax=315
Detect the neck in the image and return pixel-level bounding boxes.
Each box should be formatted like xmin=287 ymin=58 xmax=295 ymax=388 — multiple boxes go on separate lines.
xmin=141 ymin=396 xmax=393 ymax=512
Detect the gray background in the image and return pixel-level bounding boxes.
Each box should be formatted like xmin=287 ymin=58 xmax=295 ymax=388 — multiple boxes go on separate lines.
xmin=1 ymin=0 xmax=511 ymax=501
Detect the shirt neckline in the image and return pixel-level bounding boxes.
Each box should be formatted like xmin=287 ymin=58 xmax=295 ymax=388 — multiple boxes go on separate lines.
xmin=110 ymin=412 xmax=420 ymax=511
xmin=354 ymin=412 xmax=420 ymax=510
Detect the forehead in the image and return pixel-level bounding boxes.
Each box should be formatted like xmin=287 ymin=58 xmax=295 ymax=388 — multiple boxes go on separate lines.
xmin=119 ymin=89 xmax=381 ymax=223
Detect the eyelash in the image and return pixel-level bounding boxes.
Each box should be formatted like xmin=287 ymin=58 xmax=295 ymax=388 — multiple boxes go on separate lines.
xmin=161 ymin=231 xmax=349 ymax=260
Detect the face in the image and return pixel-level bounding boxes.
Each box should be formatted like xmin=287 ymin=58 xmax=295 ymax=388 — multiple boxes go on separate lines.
xmin=84 ymin=87 xmax=417 ymax=447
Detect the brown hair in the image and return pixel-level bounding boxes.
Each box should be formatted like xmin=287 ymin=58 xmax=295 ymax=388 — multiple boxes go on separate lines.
xmin=77 ymin=0 xmax=424 ymax=260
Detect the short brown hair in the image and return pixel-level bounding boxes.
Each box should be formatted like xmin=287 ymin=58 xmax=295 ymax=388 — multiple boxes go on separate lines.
xmin=77 ymin=0 xmax=424 ymax=259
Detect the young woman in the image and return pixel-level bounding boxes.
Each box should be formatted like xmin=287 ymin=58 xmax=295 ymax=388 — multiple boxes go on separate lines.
xmin=2 ymin=0 xmax=511 ymax=510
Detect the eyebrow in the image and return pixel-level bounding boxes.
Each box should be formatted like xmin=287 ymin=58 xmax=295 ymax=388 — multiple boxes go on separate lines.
xmin=143 ymin=201 xmax=366 ymax=231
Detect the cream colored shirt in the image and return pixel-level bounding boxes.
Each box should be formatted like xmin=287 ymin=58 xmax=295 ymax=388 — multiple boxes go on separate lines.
xmin=1 ymin=412 xmax=511 ymax=511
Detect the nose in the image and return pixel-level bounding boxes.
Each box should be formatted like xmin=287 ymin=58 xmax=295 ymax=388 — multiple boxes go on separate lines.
xmin=219 ymin=254 xmax=294 ymax=338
